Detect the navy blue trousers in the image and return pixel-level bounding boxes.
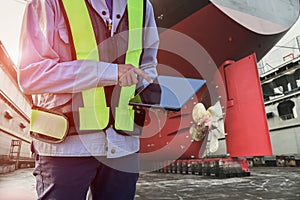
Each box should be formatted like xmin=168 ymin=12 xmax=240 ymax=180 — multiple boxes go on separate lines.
xmin=33 ymin=154 xmax=139 ymax=200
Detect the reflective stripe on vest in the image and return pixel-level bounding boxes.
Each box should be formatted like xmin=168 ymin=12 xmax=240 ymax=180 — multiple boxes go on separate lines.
xmin=61 ymin=0 xmax=144 ymax=131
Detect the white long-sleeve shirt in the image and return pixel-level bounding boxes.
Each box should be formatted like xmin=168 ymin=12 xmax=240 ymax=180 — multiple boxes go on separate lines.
xmin=17 ymin=0 xmax=159 ymax=158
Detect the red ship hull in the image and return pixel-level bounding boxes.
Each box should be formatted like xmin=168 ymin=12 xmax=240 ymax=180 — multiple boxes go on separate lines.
xmin=140 ymin=1 xmax=300 ymax=162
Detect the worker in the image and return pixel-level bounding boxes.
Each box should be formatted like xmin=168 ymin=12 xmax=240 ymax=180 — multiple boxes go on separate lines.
xmin=17 ymin=0 xmax=159 ymax=199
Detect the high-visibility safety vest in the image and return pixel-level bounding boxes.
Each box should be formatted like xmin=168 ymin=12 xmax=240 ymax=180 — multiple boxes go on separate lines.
xmin=61 ymin=0 xmax=144 ymax=132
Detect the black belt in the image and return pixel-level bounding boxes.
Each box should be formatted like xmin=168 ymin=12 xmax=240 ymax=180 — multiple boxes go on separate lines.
xmin=63 ymin=112 xmax=97 ymax=136
xmin=63 ymin=112 xmax=76 ymax=128
xmin=63 ymin=112 xmax=131 ymax=136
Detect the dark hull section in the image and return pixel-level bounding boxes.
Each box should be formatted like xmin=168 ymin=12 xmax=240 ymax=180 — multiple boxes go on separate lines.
xmin=150 ymin=0 xmax=211 ymax=30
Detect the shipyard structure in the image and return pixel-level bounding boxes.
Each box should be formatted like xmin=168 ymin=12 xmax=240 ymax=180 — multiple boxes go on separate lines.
xmin=0 ymin=41 xmax=32 ymax=173
xmin=259 ymin=36 xmax=300 ymax=166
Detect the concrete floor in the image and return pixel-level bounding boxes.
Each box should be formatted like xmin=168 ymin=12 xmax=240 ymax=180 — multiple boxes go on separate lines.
xmin=0 ymin=168 xmax=36 ymax=200
xmin=0 ymin=167 xmax=300 ymax=200
xmin=136 ymin=167 xmax=300 ymax=200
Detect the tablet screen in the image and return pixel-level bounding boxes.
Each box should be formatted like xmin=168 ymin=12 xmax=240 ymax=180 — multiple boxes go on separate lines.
xmin=129 ymin=76 xmax=206 ymax=111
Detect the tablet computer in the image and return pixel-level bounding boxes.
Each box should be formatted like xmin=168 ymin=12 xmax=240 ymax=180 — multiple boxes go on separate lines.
xmin=129 ymin=76 xmax=206 ymax=111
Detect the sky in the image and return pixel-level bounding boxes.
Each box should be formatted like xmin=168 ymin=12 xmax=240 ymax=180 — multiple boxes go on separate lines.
xmin=278 ymin=17 xmax=300 ymax=45
xmin=0 ymin=0 xmax=26 ymax=64
xmin=258 ymin=15 xmax=300 ymax=73
xmin=265 ymin=15 xmax=300 ymax=57
xmin=0 ymin=0 xmax=299 ymax=65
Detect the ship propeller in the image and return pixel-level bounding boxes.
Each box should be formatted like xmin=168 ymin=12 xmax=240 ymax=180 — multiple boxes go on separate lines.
xmin=190 ymin=101 xmax=225 ymax=156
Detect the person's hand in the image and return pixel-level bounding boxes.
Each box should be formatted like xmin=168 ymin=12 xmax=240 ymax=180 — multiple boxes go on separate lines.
xmin=118 ymin=64 xmax=152 ymax=86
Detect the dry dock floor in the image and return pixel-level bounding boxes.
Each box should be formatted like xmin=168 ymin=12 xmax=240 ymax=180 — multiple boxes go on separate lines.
xmin=0 ymin=167 xmax=300 ymax=200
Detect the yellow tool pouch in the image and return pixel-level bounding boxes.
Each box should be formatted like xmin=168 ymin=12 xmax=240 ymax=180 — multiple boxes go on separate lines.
xmin=30 ymin=107 xmax=69 ymax=143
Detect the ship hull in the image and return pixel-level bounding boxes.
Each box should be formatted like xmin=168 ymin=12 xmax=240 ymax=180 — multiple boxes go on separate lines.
xmin=140 ymin=0 xmax=299 ymax=162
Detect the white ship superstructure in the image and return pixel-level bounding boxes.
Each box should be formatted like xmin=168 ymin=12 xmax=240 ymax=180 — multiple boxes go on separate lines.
xmin=259 ymin=36 xmax=300 ymax=165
